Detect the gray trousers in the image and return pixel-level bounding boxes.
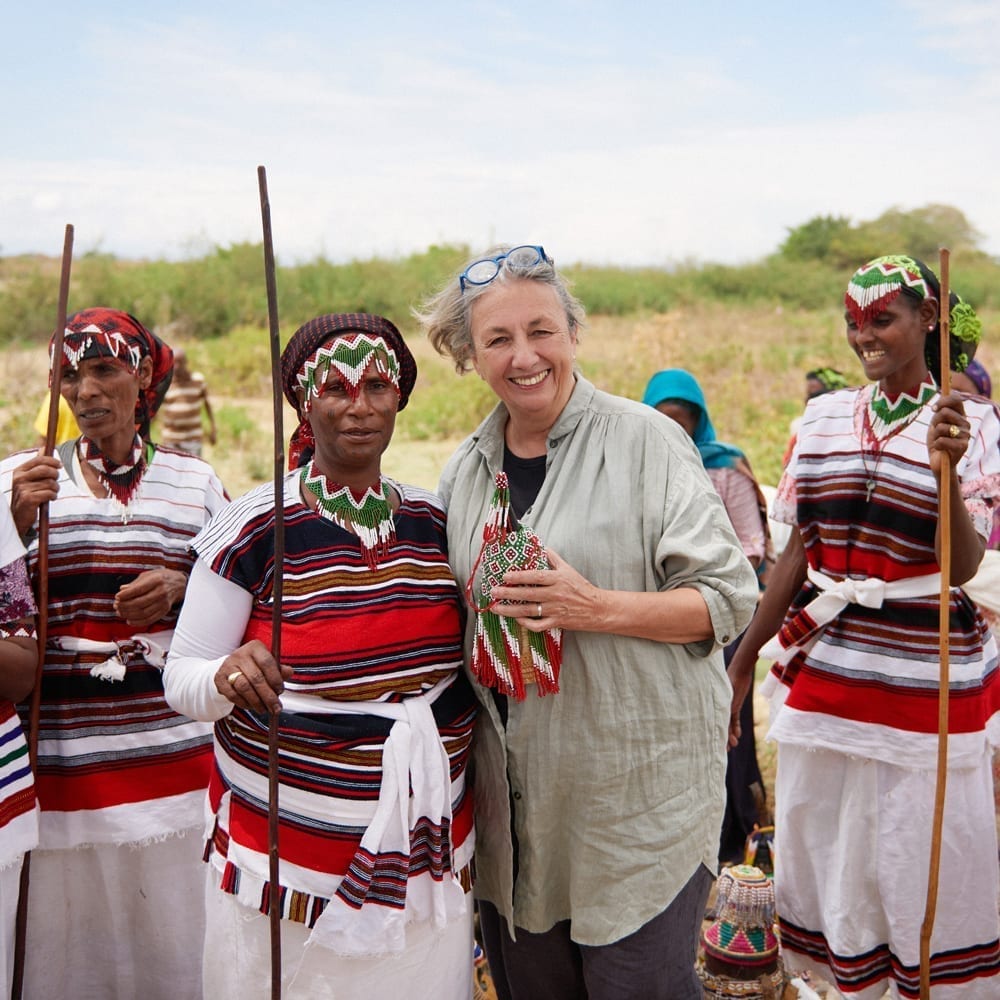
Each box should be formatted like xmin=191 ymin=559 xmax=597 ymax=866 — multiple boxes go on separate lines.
xmin=477 ymin=863 xmax=713 ymax=1000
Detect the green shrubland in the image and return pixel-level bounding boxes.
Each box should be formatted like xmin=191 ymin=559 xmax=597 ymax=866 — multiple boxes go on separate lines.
xmin=3 ymin=204 xmax=997 ymax=346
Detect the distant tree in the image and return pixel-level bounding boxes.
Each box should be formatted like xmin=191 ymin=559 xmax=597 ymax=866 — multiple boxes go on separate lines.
xmin=779 ymin=215 xmax=852 ymax=262
xmin=855 ymin=204 xmax=983 ymax=263
xmin=780 ymin=204 xmax=983 ymax=268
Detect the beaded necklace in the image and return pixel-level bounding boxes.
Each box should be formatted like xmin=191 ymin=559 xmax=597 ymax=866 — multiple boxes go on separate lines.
xmin=79 ymin=434 xmax=146 ymax=521
xmin=301 ymin=460 xmax=396 ymax=569
xmin=868 ymin=378 xmax=937 ymax=440
xmin=861 ymin=377 xmax=936 ymax=501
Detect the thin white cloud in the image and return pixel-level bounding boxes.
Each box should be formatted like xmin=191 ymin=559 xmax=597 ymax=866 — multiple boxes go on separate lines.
xmin=901 ymin=0 xmax=1000 ymax=60
xmin=4 ymin=3 xmax=999 ymax=265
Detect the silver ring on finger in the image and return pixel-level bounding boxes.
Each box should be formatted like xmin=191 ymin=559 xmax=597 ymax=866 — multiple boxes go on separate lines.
xmin=535 ymin=603 xmax=543 ymax=620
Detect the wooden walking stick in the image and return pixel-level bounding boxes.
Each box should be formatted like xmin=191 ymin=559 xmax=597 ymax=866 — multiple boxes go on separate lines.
xmin=11 ymin=223 xmax=74 ymax=1000
xmin=258 ymin=165 xmax=285 ymax=1000
xmin=919 ymin=246 xmax=951 ymax=999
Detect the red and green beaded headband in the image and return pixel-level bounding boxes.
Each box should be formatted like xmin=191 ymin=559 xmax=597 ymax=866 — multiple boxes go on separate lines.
xmin=845 ymin=254 xmax=982 ymax=374
xmin=295 ymin=334 xmax=401 ymax=413
xmin=844 ymin=255 xmax=930 ymax=330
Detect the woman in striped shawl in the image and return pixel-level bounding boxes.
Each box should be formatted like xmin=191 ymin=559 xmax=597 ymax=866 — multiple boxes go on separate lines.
xmin=728 ymin=255 xmax=1000 ymax=998
xmin=165 ymin=313 xmax=477 ymax=998
xmin=1 ymin=307 xmax=229 ymax=998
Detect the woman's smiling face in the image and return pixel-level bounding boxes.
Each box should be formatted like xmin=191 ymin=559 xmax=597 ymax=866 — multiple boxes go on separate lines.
xmin=469 ymin=278 xmax=577 ymax=431
xmin=846 ymin=293 xmax=937 ymax=393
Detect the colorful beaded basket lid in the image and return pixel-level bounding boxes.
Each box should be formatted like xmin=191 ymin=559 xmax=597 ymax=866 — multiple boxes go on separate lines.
xmin=702 ymin=865 xmax=779 ymax=970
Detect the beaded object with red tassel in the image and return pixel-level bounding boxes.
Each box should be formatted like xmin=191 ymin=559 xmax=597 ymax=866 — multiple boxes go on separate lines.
xmin=465 ymin=472 xmax=562 ymax=700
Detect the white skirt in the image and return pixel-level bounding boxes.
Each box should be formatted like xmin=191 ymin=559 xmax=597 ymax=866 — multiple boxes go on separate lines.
xmin=203 ymin=874 xmax=474 ymax=1000
xmin=0 ymin=857 xmax=23 ymax=999
xmin=20 ymin=828 xmax=206 ymax=999
xmin=775 ymin=743 xmax=1000 ymax=999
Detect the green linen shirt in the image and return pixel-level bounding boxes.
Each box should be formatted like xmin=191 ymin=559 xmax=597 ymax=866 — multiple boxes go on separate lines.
xmin=438 ymin=376 xmax=759 ymax=946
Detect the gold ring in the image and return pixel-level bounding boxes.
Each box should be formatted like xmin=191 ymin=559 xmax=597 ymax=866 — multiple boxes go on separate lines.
xmin=536 ymin=603 xmax=543 ymax=620
xmin=949 ymin=424 xmax=960 ymax=438
xmin=226 ymin=670 xmax=243 ymax=685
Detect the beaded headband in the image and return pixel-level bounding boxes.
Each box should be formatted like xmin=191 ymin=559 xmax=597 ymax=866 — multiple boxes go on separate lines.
xmin=53 ymin=308 xmax=174 ymax=436
xmin=295 ymin=334 xmax=401 ymax=414
xmin=61 ymin=327 xmax=144 ymax=374
xmin=807 ymin=367 xmax=849 ymax=394
xmin=845 ymin=254 xmax=982 ymax=375
xmin=844 ymin=255 xmax=931 ymax=330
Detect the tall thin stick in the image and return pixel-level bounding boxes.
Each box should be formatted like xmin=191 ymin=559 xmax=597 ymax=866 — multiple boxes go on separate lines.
xmin=258 ymin=166 xmax=285 ymax=1000
xmin=919 ymin=246 xmax=951 ymax=999
xmin=11 ymin=223 xmax=74 ymax=1000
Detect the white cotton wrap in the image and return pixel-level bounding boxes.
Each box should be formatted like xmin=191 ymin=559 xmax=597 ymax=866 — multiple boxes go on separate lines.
xmin=760 ymin=567 xmax=942 ymax=665
xmin=50 ymin=630 xmax=172 ymax=682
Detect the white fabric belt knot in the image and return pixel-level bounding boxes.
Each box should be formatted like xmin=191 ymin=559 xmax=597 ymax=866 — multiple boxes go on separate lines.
xmin=292 ymin=672 xmax=466 ymax=955
xmin=761 ymin=567 xmax=941 ymax=665
xmin=49 ymin=631 xmax=172 ymax=683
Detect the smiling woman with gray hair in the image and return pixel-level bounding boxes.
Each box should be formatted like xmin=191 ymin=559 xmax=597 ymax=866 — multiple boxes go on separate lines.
xmin=416 ymin=245 xmax=758 ymax=1000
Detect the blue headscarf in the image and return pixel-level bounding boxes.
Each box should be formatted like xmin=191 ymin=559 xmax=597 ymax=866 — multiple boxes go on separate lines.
xmin=642 ymin=368 xmax=746 ymax=470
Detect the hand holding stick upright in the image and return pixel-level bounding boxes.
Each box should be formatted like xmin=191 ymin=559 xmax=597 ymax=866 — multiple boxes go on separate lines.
xmin=12 ymin=222 xmax=74 ymax=1000
xmin=258 ymin=165 xmax=285 ymax=1000
xmin=919 ymin=246 xmax=951 ymax=1000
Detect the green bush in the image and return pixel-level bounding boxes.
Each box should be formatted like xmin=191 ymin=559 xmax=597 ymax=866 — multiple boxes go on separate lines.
xmin=4 ymin=230 xmax=998 ymax=347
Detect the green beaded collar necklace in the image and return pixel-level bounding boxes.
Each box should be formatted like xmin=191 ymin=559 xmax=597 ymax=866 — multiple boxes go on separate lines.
xmin=301 ymin=461 xmax=396 ymax=569
xmin=868 ymin=377 xmax=937 ymax=441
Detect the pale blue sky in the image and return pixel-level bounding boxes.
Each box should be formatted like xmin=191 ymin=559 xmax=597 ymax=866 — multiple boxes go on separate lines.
xmin=4 ymin=1 xmax=999 ymax=265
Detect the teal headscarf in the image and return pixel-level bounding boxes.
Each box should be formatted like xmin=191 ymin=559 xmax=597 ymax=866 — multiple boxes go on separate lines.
xmin=642 ymin=368 xmax=746 ymax=470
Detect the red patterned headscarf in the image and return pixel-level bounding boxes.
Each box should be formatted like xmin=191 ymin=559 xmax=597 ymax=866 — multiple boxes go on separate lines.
xmin=53 ymin=308 xmax=174 ymax=437
xmin=281 ymin=313 xmax=417 ymax=469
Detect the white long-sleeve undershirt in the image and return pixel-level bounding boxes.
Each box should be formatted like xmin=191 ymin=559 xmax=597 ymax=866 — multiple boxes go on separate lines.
xmin=163 ymin=557 xmax=251 ymax=722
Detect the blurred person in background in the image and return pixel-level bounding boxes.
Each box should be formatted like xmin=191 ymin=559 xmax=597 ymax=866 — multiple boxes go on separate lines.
xmin=32 ymin=392 xmax=79 ymax=450
xmin=782 ymin=366 xmax=850 ymax=467
xmin=642 ymin=367 xmax=772 ymax=867
xmin=156 ymin=347 xmax=217 ymax=456
xmin=955 ymin=357 xmax=999 ymax=589
xmin=951 ymin=357 xmax=1000 ymax=860
xmin=951 ymin=357 xmax=992 ymax=399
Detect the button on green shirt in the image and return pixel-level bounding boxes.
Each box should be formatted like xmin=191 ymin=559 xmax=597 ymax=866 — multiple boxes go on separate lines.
xmin=439 ymin=377 xmax=758 ymax=946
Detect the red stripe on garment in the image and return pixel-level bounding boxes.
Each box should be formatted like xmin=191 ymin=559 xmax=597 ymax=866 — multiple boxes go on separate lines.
xmin=35 ymin=744 xmax=212 ymax=811
xmin=786 ymin=664 xmax=1000 ymax=734
xmin=780 ymin=916 xmax=1000 ymax=996
xmin=227 ymin=784 xmax=475 ymax=876
xmin=0 ymin=786 xmax=36 ymax=827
